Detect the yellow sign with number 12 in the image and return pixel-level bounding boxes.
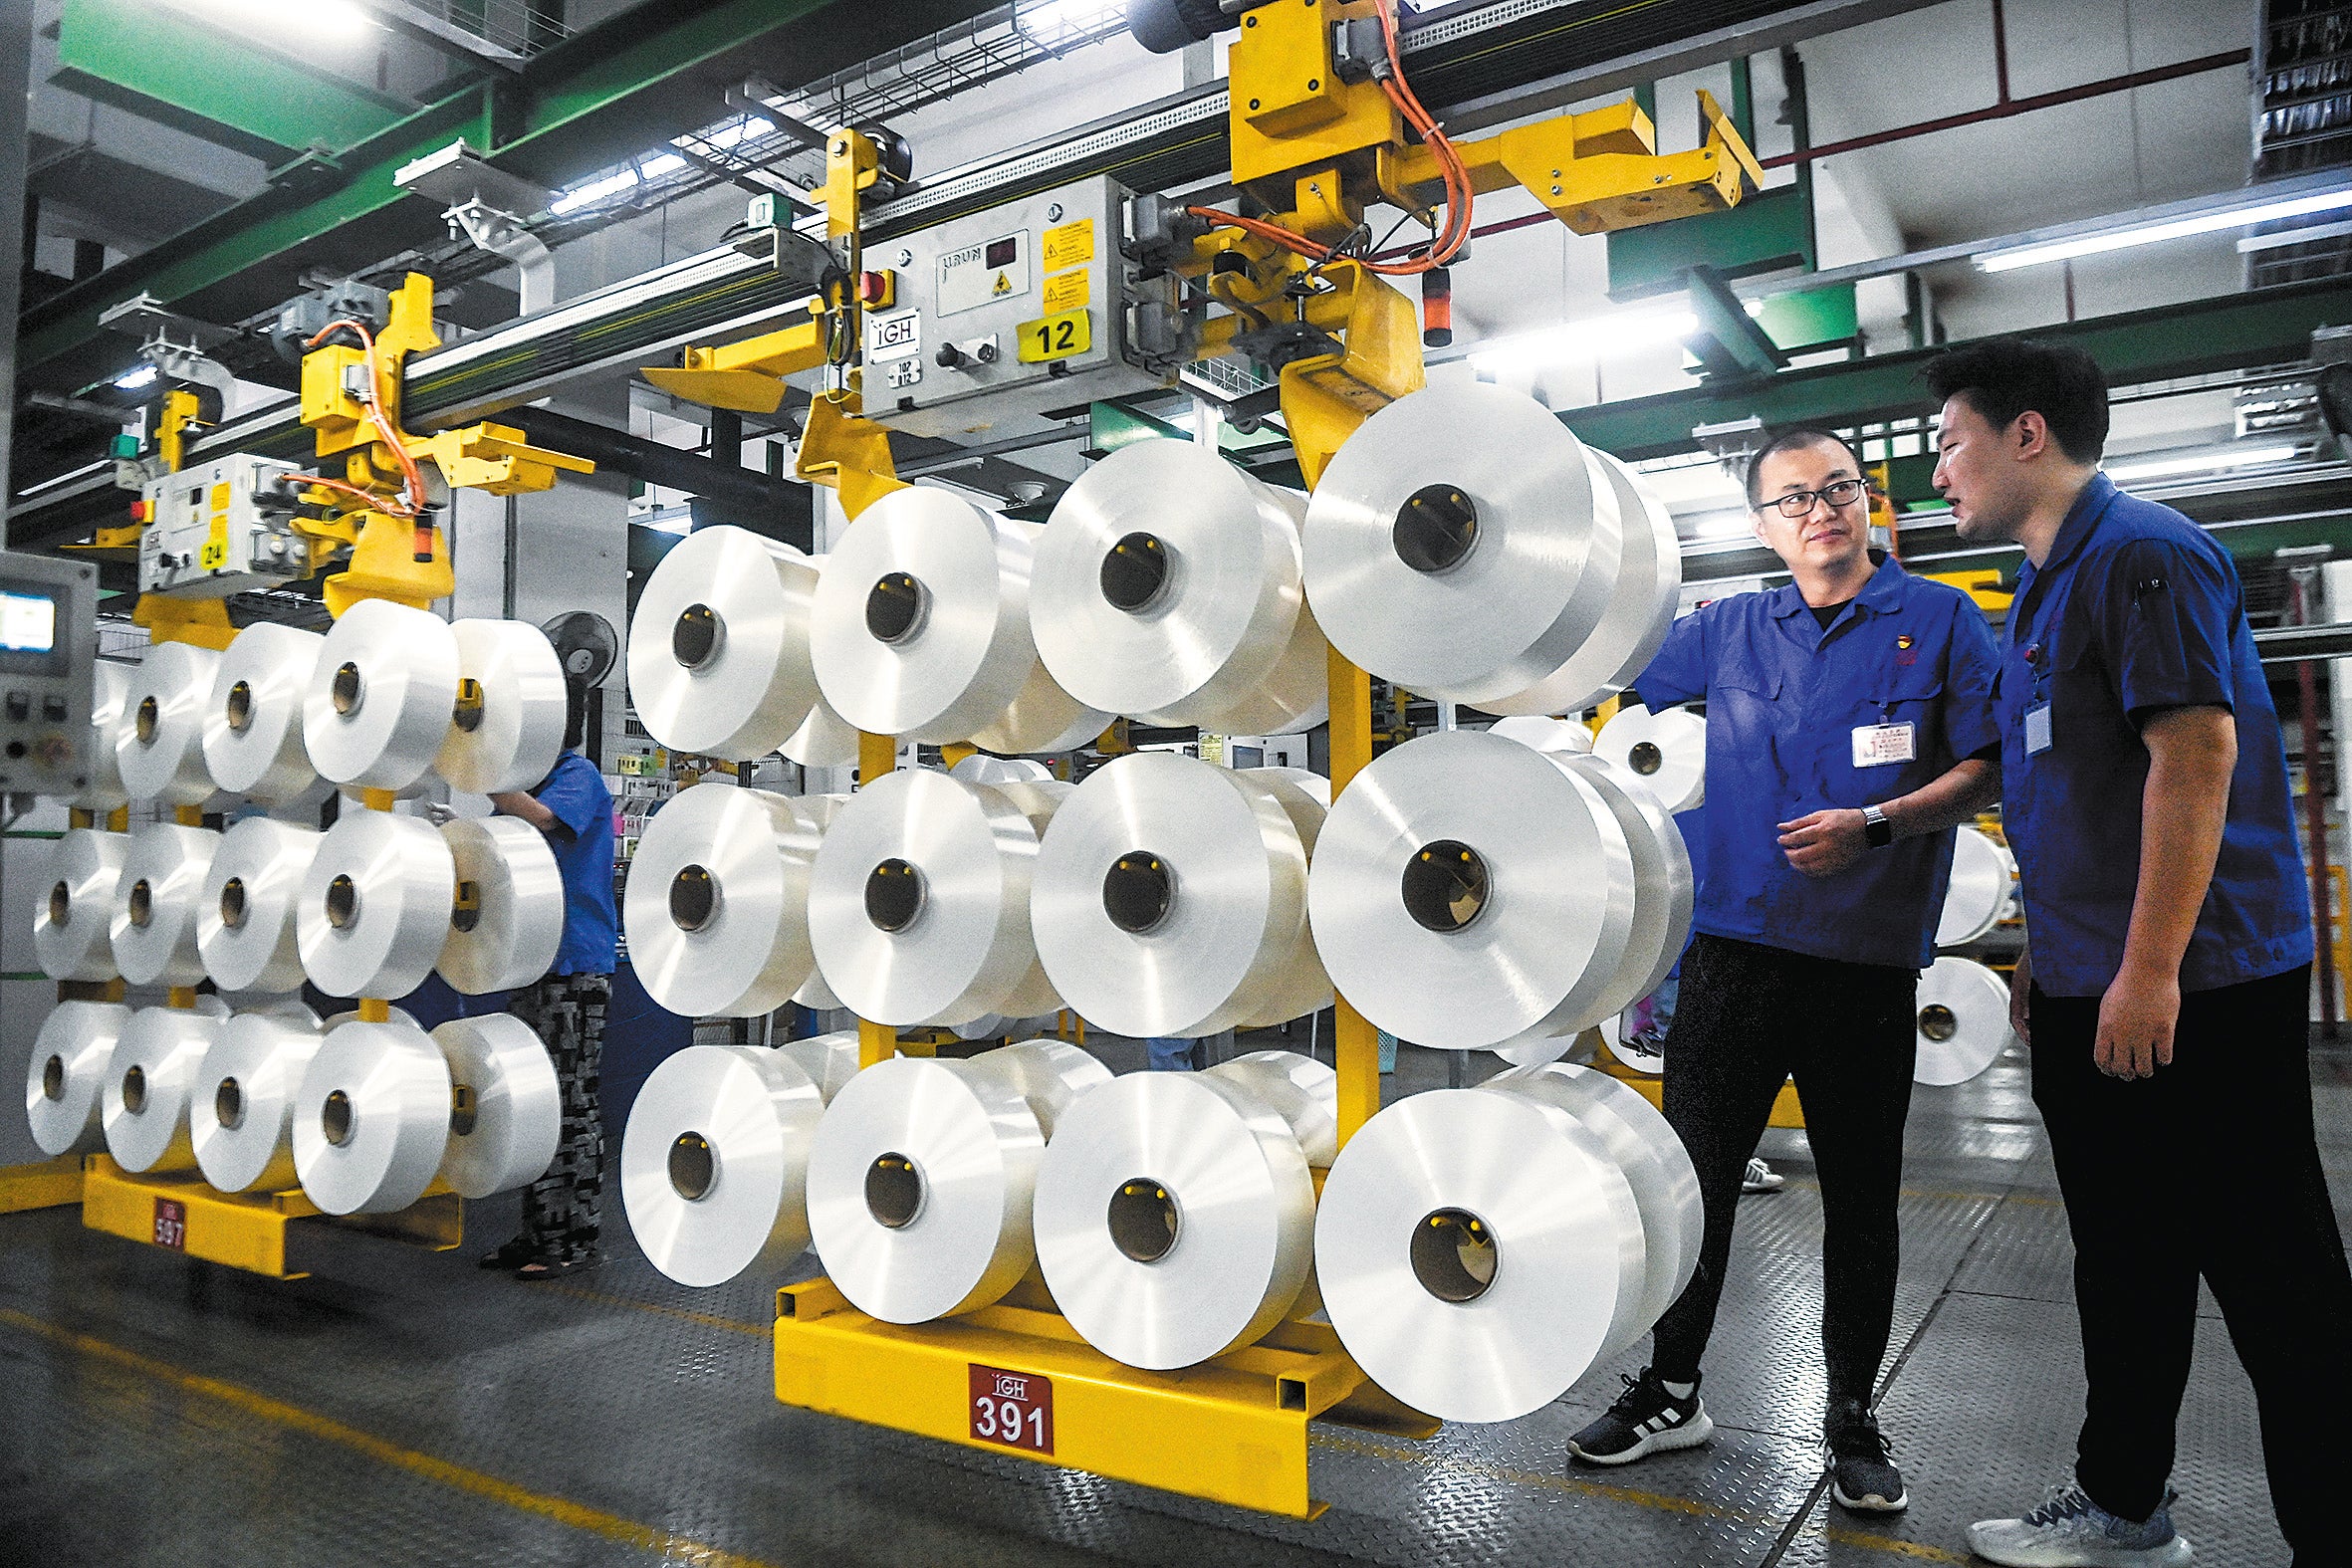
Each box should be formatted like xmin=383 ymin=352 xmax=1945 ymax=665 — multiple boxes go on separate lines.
xmin=1018 ymin=308 xmax=1090 ymax=364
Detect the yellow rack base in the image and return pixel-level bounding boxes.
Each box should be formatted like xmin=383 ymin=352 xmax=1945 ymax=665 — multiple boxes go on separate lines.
xmin=81 ymin=1155 xmax=464 ymax=1279
xmin=775 ymin=1277 xmax=1437 ymax=1518
xmin=0 ymin=1153 xmax=85 ymax=1215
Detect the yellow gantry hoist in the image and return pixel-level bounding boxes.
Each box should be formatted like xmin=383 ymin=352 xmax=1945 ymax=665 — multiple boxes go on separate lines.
xmin=104 ymin=271 xmax=593 ymax=648
xmin=644 ymin=0 xmax=1762 ymax=491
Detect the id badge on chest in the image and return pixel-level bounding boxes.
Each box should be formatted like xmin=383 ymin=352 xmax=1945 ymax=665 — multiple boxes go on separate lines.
xmin=1851 ymin=722 xmax=1917 ymax=768
xmin=2025 ymin=703 xmax=2053 ymax=755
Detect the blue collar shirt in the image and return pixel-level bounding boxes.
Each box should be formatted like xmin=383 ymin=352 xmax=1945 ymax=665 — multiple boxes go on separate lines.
xmin=1995 ymin=473 xmax=2310 ymax=996
xmin=1635 ymin=554 xmax=2002 ymax=971
xmin=530 ymin=750 xmax=619 ymax=978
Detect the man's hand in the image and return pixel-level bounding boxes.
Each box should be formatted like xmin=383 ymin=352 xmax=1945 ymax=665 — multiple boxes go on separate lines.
xmin=2007 ymin=946 xmax=2031 ymax=1041
xmin=1777 ymin=808 xmax=1868 ymax=878
xmin=2093 ymin=963 xmax=2180 ymax=1079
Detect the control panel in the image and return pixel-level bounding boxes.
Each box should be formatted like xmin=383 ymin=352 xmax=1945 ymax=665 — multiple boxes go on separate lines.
xmin=137 ymin=452 xmax=313 ymax=597
xmin=859 ymin=176 xmax=1171 ymax=440
xmin=0 ymin=551 xmax=99 ymax=799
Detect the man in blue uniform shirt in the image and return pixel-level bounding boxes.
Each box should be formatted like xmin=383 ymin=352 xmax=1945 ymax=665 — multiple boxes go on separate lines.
xmin=1929 ymin=338 xmax=2350 ymax=1568
xmin=1569 ymin=428 xmax=2003 ymax=1518
xmin=479 ymin=681 xmax=618 ymax=1279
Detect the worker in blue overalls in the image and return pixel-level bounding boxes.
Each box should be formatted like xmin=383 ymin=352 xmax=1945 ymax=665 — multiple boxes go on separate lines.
xmin=1928 ymin=338 xmax=2351 ymax=1568
xmin=1568 ymin=427 xmax=2002 ymax=1521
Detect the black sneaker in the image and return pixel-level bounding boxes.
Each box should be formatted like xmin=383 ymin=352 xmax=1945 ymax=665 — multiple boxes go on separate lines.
xmin=1826 ymin=1398 xmax=1908 ymax=1513
xmin=1567 ymin=1369 xmax=1714 ymax=1465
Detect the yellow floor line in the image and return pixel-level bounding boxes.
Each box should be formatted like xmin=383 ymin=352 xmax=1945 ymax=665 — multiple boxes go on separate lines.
xmin=0 ymin=1306 xmax=784 ymax=1568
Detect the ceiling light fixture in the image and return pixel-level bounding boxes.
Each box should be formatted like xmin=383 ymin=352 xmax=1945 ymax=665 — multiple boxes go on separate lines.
xmin=1467 ymin=310 xmax=1700 ymax=374
xmin=161 ymin=0 xmax=374 ymax=43
xmin=2102 ymin=444 xmax=2300 ymax=484
xmin=1976 ymin=186 xmax=2352 ymax=272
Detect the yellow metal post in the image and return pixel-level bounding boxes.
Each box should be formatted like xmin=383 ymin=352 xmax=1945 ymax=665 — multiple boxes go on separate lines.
xmin=1325 ymin=646 xmax=1382 ymax=1147
xmin=854 ymin=730 xmax=900 ymax=1069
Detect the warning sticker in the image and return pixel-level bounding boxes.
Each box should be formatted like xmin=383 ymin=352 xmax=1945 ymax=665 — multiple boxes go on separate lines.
xmin=939 ymin=232 xmax=1028 ymax=317
xmin=1042 ymin=218 xmax=1094 ymax=273
xmin=1042 ymin=268 xmax=1088 ymax=314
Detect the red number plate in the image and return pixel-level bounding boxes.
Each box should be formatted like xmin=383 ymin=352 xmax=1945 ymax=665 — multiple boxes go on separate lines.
xmin=151 ymin=1198 xmax=187 ymax=1251
xmin=968 ymin=1362 xmax=1053 ymax=1455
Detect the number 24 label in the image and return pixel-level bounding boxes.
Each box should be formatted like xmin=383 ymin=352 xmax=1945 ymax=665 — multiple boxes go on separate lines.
xmin=1017 ymin=308 xmax=1089 ymax=364
xmin=968 ymin=1362 xmax=1053 ymax=1454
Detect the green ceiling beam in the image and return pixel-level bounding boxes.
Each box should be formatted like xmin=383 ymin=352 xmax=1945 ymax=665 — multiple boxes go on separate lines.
xmin=489 ymin=0 xmax=830 ymax=183
xmin=18 ymin=89 xmax=494 ymax=375
xmin=19 ymin=0 xmax=999 ymax=387
xmin=54 ymin=0 xmax=409 ymax=160
xmin=1564 ymin=274 xmax=2352 ymax=461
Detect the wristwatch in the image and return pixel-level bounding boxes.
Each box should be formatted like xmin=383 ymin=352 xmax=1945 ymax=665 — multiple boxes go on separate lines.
xmin=1861 ymin=803 xmax=1894 ymax=848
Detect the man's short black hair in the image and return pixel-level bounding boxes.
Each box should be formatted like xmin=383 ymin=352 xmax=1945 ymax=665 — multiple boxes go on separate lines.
xmin=1923 ymin=337 xmax=2110 ymax=464
xmin=564 ymin=678 xmax=588 ymax=753
xmin=1744 ymin=427 xmax=1864 ymax=509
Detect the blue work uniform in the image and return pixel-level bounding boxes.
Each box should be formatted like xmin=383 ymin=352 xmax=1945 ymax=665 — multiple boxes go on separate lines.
xmin=532 ymin=751 xmax=618 ymax=977
xmin=1994 ymin=473 xmax=2310 ymax=996
xmin=1635 ymin=554 xmax=2002 ymax=970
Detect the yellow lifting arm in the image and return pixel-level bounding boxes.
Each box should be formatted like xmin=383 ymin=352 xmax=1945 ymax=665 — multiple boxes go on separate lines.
xmin=1391 ymin=89 xmax=1763 ymax=235
xmin=796 ymin=389 xmax=908 ymax=522
xmin=642 ymin=311 xmax=830 ymax=414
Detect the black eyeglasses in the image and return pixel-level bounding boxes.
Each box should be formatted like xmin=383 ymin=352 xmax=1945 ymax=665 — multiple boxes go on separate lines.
xmin=1760 ymin=478 xmax=1867 ymax=518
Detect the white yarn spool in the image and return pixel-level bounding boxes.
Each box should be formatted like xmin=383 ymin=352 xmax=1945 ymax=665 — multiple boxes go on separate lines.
xmin=626 ymin=525 xmax=822 ymax=760
xmin=304 ymin=600 xmax=463 ymax=789
xmin=1307 ymin=731 xmax=1637 ymax=1050
xmin=34 ymin=828 xmax=128 ymax=982
xmin=1032 ymin=752 xmax=1310 ymax=1038
xmin=198 ymin=816 xmax=320 ymax=994
xmin=25 ymin=1001 xmax=128 ymax=1157
xmin=111 ymin=822 xmax=219 ymax=988
xmin=1302 ymin=383 xmax=1623 ymax=709
xmin=103 ymin=1005 xmax=225 ymax=1175
xmin=436 ymin=816 xmax=564 ymax=995
xmin=436 ymin=619 xmax=568 ymax=794
xmin=203 ymin=622 xmax=324 ymax=804
xmin=807 ymin=770 xmax=1052 ymax=1027
xmin=434 ymin=1014 xmax=561 ymax=1198
xmin=622 ymin=1042 xmax=826 ymax=1286
xmin=296 ymin=810 xmax=456 ymax=1000
xmin=291 ymin=1018 xmax=452 ymax=1215
xmin=118 ymin=642 xmax=221 ymax=805
xmin=1593 ymin=704 xmax=1707 ymax=814
xmin=623 ymin=782 xmax=818 ymax=1017
xmin=1033 ymin=440 xmax=1326 ymax=733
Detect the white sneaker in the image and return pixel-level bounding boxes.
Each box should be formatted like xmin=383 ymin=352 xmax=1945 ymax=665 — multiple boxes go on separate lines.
xmin=1966 ymin=1483 xmax=2194 ymax=1566
xmin=1742 ymin=1156 xmax=1784 ymax=1194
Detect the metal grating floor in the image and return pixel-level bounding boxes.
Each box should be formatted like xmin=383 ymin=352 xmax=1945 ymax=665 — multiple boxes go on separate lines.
xmin=3 ymin=1039 xmax=2342 ymax=1567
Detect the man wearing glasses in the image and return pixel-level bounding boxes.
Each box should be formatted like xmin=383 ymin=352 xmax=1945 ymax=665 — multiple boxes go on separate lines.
xmin=1569 ymin=429 xmax=2002 ymax=1519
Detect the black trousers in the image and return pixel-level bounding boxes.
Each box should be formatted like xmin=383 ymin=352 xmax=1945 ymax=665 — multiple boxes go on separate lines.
xmin=2029 ymin=964 xmax=2350 ymax=1551
xmin=514 ymin=972 xmax=609 ymax=1263
xmin=1651 ymin=934 xmax=1918 ymax=1412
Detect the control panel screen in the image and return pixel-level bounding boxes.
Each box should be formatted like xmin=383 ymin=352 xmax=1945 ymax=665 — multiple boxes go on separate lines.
xmin=0 ymin=583 xmax=66 ymax=675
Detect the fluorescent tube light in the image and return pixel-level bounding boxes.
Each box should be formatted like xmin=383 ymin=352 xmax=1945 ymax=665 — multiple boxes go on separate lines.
xmin=1468 ymin=310 xmax=1699 ymax=374
xmin=1977 ymin=188 xmax=2352 ymax=272
xmin=2103 ymin=444 xmax=2299 ymax=484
